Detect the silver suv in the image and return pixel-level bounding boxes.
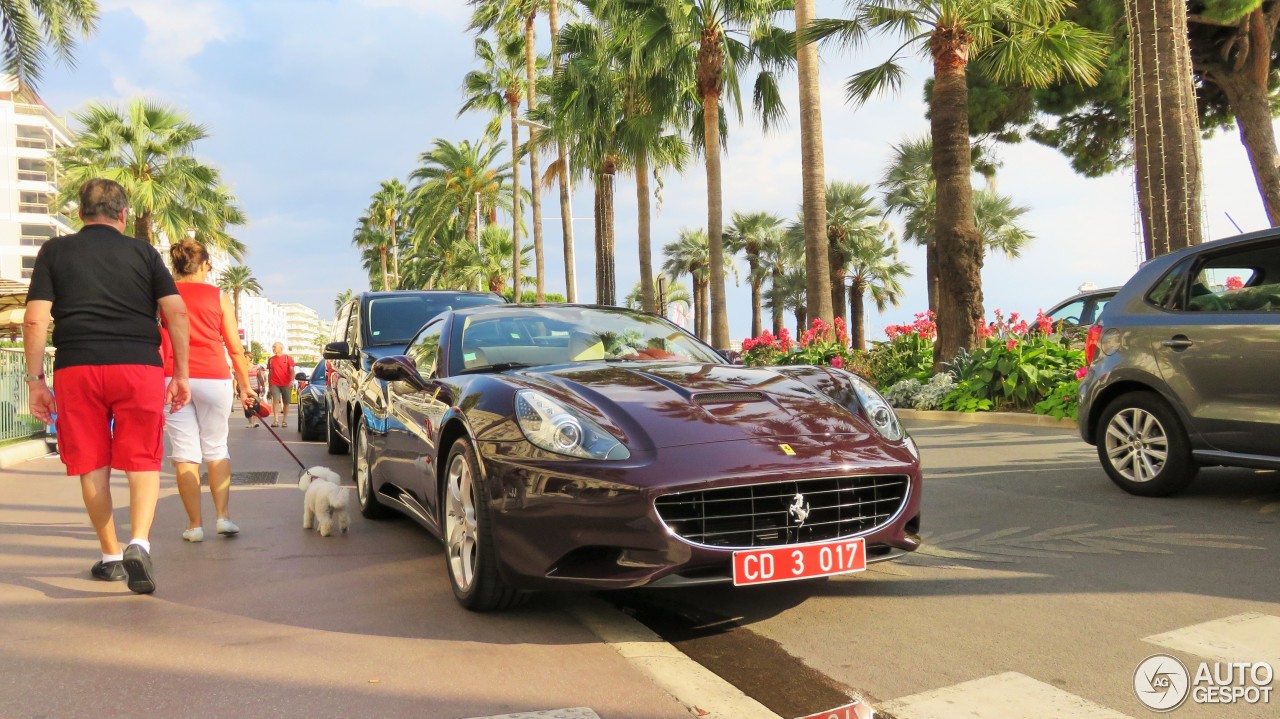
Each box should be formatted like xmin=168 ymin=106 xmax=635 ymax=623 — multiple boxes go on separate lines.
xmin=1077 ymin=230 xmax=1280 ymax=496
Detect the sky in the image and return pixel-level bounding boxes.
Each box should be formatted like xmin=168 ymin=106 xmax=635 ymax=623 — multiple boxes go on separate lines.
xmin=33 ymin=0 xmax=1279 ymax=339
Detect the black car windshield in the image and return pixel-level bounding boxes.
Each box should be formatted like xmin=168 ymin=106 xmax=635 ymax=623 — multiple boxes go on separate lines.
xmin=366 ymin=293 xmax=505 ymax=346
xmin=310 ymin=363 xmax=327 ymax=385
xmin=454 ymin=307 xmax=724 ymax=373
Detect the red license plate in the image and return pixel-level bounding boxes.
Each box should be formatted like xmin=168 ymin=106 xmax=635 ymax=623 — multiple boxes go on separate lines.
xmin=795 ymin=701 xmax=875 ymax=719
xmin=733 ymin=538 xmax=866 ymax=586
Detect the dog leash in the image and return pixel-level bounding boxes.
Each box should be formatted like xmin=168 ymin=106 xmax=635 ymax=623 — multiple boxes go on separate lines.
xmin=246 ymin=398 xmax=307 ymax=471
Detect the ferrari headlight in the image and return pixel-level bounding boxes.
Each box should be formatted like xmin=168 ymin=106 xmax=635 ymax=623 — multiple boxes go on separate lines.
xmin=514 ymin=390 xmax=630 ymax=460
xmin=848 ymin=374 xmax=904 ymax=442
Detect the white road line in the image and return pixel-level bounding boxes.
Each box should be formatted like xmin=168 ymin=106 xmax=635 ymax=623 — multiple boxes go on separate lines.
xmin=463 ymin=710 xmax=600 ymax=719
xmin=881 ymin=672 xmax=1133 ymax=719
xmin=1144 ymin=613 xmax=1280 ymax=666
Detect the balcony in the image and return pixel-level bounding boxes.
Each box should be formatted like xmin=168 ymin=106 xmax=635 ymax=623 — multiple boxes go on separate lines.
xmin=14 ymin=103 xmax=74 ymax=142
xmin=17 ymin=170 xmax=49 ymax=183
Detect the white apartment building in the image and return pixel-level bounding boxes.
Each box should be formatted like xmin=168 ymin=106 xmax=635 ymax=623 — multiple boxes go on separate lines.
xmin=239 ymin=295 xmax=288 ymax=357
xmin=280 ymin=302 xmax=322 ymax=364
xmin=0 ymin=78 xmax=75 ymax=283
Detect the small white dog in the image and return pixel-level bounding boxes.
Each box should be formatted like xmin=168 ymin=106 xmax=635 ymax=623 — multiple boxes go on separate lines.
xmin=298 ymin=466 xmax=350 ymax=537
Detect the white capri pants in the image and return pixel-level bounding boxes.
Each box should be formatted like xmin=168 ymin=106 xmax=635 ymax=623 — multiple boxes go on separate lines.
xmin=166 ymin=378 xmax=234 ymax=464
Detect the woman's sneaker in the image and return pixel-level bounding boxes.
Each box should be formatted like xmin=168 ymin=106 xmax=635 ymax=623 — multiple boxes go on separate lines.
xmin=182 ymin=527 xmax=204 ymax=543
xmin=216 ymin=518 xmax=240 ymax=536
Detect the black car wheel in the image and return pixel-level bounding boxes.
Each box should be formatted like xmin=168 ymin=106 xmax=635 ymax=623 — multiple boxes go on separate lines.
xmin=299 ymin=404 xmax=318 ymax=441
xmin=443 ymin=438 xmax=522 ymax=611
xmin=1096 ymin=391 xmax=1198 ymax=497
xmin=353 ymin=419 xmax=393 ymax=519
xmin=325 ymin=402 xmax=348 ymax=455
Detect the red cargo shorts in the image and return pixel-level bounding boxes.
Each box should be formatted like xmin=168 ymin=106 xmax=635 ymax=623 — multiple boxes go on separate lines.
xmin=52 ymin=365 xmax=166 ymax=476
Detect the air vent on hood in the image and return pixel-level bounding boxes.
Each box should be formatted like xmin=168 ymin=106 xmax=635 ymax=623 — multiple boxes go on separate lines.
xmin=692 ymin=391 xmax=766 ymax=404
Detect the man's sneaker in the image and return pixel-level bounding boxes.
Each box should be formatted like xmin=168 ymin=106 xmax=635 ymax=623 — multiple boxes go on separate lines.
xmin=121 ymin=544 xmax=156 ymax=594
xmin=182 ymin=527 xmax=204 ymax=543
xmin=216 ymin=518 xmax=240 ymax=536
xmin=90 ymin=560 xmax=126 ymax=581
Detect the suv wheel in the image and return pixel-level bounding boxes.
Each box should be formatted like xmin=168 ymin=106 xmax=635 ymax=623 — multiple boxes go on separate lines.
xmin=1095 ymin=392 xmax=1198 ymax=496
xmin=325 ymin=402 xmax=349 ymax=455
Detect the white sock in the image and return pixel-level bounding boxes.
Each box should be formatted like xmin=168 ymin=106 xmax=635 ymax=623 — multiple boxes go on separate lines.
xmin=128 ymin=539 xmax=151 ymax=553
xmin=102 ymin=553 xmax=123 ymax=563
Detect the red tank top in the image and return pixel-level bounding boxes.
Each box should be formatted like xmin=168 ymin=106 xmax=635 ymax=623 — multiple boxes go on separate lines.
xmin=162 ymin=282 xmax=232 ymax=379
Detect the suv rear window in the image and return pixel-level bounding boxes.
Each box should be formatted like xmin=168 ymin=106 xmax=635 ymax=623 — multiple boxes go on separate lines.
xmin=366 ymin=293 xmax=505 ymax=345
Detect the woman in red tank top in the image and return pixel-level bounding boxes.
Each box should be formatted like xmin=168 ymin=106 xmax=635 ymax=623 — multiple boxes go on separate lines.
xmin=162 ymin=242 xmax=256 ymax=542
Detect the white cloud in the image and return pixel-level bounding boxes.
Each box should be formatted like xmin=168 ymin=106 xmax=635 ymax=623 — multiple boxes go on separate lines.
xmin=102 ymin=0 xmax=237 ymax=66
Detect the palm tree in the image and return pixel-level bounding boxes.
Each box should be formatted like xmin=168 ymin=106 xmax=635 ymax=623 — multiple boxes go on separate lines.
xmin=407 ymin=137 xmax=515 ymax=289
xmin=625 ymin=277 xmax=693 ymax=314
xmin=169 ymin=178 xmax=248 ymax=261
xmin=1125 ymin=0 xmax=1203 ymax=257
xmin=663 ymin=228 xmax=711 ymax=341
xmin=761 ymin=223 xmax=804 ymax=335
xmin=352 ymin=215 xmax=393 ymax=291
xmin=844 ymin=228 xmax=911 ymax=351
xmin=1 ymin=0 xmax=97 ymax=88
xmin=808 ymin=1 xmax=1106 ymax=367
xmin=725 ymin=211 xmax=785 ymax=338
xmin=54 ymin=100 xmax=241 ymax=248
xmin=792 ymin=0 xmax=834 ymax=329
xmin=459 ymin=224 xmax=532 ymax=292
xmin=334 ymin=289 xmax=355 ymax=311
xmin=623 ymin=0 xmax=793 ymax=349
xmin=217 ymin=265 xmax=261 ymax=325
xmin=367 ymin=179 xmax=408 ymax=288
xmin=808 ymin=182 xmax=883 ymax=324
xmin=881 ymin=137 xmax=1035 ymax=314
xmin=546 ymin=7 xmax=690 ymax=309
xmin=461 ymin=33 xmax=531 ymax=299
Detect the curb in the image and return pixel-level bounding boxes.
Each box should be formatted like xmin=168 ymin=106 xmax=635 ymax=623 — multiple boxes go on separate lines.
xmin=0 ymin=438 xmax=53 ymax=470
xmin=564 ymin=596 xmax=783 ymax=719
xmin=896 ymin=408 xmax=1077 ymax=430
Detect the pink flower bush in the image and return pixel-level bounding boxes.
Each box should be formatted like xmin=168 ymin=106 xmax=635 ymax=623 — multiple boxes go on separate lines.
xmin=1226 ymin=275 xmax=1244 ymax=291
xmin=740 ymin=319 xmax=868 ymax=377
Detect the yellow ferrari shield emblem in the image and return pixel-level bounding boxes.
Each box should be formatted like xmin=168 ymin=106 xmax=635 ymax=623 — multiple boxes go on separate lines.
xmin=779 ymin=443 xmax=796 ymax=456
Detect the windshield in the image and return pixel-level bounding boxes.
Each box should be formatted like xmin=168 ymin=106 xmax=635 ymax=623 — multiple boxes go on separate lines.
xmin=453 ymin=307 xmax=724 ymax=373
xmin=310 ymin=363 xmax=327 ymax=385
xmin=365 ymin=293 xmax=505 ymax=346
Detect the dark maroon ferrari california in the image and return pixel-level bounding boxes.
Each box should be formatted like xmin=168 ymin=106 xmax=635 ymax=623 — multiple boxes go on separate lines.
xmin=359 ymin=304 xmax=922 ymax=611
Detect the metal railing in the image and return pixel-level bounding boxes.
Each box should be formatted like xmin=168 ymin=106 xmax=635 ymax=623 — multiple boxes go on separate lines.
xmin=17 ymin=170 xmax=49 ymax=182
xmin=0 ymin=349 xmax=53 ymax=443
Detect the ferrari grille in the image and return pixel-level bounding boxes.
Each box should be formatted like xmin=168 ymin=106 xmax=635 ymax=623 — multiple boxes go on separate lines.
xmin=654 ymin=475 xmax=909 ymax=548
xmin=692 ymin=391 xmax=766 ymax=404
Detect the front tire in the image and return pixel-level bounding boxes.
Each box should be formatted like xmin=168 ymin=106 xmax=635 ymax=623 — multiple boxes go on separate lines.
xmin=353 ymin=419 xmax=393 ymax=519
xmin=1095 ymin=392 xmax=1197 ymax=497
xmin=325 ymin=402 xmax=348 ymax=455
xmin=443 ymin=438 xmax=522 ymax=612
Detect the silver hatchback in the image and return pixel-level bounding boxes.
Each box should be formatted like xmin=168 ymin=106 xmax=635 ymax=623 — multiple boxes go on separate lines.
xmin=1077 ymin=230 xmax=1280 ymax=496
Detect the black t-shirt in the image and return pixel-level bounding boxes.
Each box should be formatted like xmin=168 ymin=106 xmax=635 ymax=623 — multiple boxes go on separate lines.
xmin=27 ymin=224 xmax=180 ymax=370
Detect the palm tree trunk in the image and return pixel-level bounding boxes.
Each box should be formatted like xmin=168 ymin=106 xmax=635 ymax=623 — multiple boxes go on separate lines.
xmin=509 ymin=101 xmax=523 ymax=301
xmin=699 ymin=277 xmax=711 ymax=342
xmin=748 ymin=257 xmax=762 ymax=338
xmin=930 ymin=36 xmax=985 ymax=370
xmin=549 ymin=0 xmax=576 ymax=304
xmin=134 ymin=210 xmax=152 ymax=245
xmin=1124 ymin=0 xmax=1203 ymax=257
xmin=926 ymin=242 xmax=939 ymax=315
xmin=849 ymin=280 xmax=866 ymax=352
xmin=524 ymin=13 xmax=546 ymax=303
xmin=795 ymin=0 xmax=834 ymax=327
xmin=636 ymin=147 xmax=656 ymax=313
xmin=233 ymin=289 xmax=241 ymax=326
xmin=698 ymin=31 xmax=730 ymax=348
xmin=771 ymin=267 xmax=784 ymax=335
xmin=379 ymin=247 xmax=389 ymax=291
xmin=794 ymin=306 xmax=807 ymax=334
xmin=828 ymin=244 xmax=846 ymax=324
xmin=594 ymin=165 xmax=617 ymax=306
xmin=390 ymin=216 xmax=399 ymax=289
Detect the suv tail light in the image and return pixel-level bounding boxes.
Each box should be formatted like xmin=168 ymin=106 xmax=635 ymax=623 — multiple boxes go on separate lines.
xmin=1084 ymin=325 xmax=1103 ymax=365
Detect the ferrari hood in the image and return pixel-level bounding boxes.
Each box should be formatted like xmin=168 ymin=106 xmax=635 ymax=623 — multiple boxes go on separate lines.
xmin=514 ymin=362 xmax=875 ymax=450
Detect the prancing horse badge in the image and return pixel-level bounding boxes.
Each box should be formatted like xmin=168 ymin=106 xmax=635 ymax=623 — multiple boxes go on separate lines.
xmin=779 ymin=443 xmax=796 ymax=456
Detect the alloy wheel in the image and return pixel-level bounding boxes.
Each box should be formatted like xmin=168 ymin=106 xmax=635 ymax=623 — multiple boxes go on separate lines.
xmin=1104 ymin=407 xmax=1170 ymax=483
xmin=445 ymin=453 xmax=479 ymax=592
xmin=355 ymin=425 xmax=371 ymax=506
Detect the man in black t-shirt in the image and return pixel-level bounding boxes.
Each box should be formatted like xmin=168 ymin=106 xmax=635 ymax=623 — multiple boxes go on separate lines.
xmin=23 ymin=178 xmax=192 ymax=595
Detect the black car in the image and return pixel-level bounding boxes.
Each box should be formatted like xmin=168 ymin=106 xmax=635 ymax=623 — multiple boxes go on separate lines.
xmin=323 ymin=290 xmax=507 ymax=455
xmin=297 ymin=363 xmax=327 ymax=441
xmin=1078 ymin=229 xmax=1280 ymax=496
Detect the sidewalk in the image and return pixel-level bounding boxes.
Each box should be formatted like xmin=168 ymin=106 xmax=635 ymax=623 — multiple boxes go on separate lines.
xmin=0 ymin=418 xmax=693 ymax=719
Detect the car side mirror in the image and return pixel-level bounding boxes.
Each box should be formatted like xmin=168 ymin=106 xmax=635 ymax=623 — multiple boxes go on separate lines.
xmin=718 ymin=348 xmax=744 ymax=366
xmin=295 ymin=372 xmax=308 ymax=381
xmin=323 ymin=341 xmax=355 ymax=360
xmin=372 ymin=355 xmax=430 ymax=391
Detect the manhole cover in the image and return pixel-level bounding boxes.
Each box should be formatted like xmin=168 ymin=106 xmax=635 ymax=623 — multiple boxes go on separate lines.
xmin=201 ymin=471 xmax=280 ymax=485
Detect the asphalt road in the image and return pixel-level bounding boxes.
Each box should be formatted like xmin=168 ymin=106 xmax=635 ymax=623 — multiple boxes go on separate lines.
xmin=612 ymin=419 xmax=1280 ymax=718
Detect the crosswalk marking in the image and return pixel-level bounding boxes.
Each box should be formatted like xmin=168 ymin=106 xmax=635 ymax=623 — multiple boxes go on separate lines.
xmin=880 ymin=672 xmax=1133 ymax=719
xmin=1144 ymin=612 xmax=1280 ymax=666
xmin=464 ymin=709 xmax=600 ymax=719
